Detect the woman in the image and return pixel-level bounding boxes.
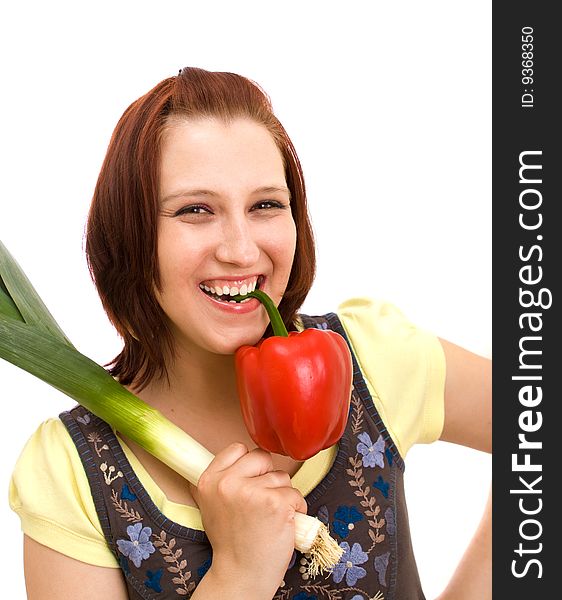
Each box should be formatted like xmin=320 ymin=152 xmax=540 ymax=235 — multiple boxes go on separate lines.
xmin=11 ymin=67 xmax=491 ymax=599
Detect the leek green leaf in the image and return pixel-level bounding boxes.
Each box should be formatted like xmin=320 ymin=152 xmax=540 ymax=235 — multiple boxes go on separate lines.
xmin=0 ymin=284 xmax=23 ymax=322
xmin=0 ymin=240 xmax=73 ymax=346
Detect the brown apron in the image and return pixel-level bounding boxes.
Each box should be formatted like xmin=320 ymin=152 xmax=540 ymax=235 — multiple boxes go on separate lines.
xmin=60 ymin=311 xmax=426 ymax=599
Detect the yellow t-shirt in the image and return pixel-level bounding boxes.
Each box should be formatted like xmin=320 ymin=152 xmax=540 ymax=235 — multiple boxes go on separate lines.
xmin=8 ymin=297 xmax=446 ymax=568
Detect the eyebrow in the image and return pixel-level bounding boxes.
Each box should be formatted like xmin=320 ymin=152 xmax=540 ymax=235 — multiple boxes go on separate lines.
xmin=161 ymin=185 xmax=291 ymax=204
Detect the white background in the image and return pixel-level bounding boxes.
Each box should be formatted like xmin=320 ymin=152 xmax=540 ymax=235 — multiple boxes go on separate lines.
xmin=0 ymin=1 xmax=491 ymax=598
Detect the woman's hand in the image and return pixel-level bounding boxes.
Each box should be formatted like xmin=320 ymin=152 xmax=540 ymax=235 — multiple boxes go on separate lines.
xmin=190 ymin=442 xmax=307 ymax=599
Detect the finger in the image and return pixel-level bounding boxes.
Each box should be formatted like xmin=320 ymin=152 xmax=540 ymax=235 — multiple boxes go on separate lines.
xmin=259 ymin=470 xmax=292 ymax=489
xmin=192 ymin=442 xmax=250 ymax=499
xmin=290 ymin=489 xmax=308 ymax=515
xmin=192 ymin=444 xmax=268 ymax=502
xmin=273 ymin=487 xmax=308 ymax=516
xmin=295 ymin=495 xmax=308 ymax=515
xmin=227 ymin=447 xmax=275 ymax=479
xmin=207 ymin=442 xmax=250 ymax=473
xmin=242 ymin=468 xmax=306 ymax=514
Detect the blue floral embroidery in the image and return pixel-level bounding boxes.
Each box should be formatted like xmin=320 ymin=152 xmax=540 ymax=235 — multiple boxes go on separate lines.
xmin=197 ymin=557 xmax=212 ymax=578
xmin=357 ymin=432 xmax=385 ymax=468
xmin=294 ymin=592 xmax=317 ymax=600
xmin=145 ymin=568 xmax=163 ymax=592
xmin=384 ymin=507 xmax=396 ymax=535
xmin=116 ymin=522 xmax=156 ymax=568
xmin=373 ymin=475 xmax=390 ymax=498
xmin=385 ymin=447 xmax=394 ymax=466
xmin=350 ymin=596 xmax=364 ymax=600
xmin=121 ymin=484 xmax=138 ymax=502
xmin=315 ymin=322 xmax=328 ymax=330
xmin=374 ymin=551 xmax=390 ymax=586
xmin=332 ymin=542 xmax=368 ymax=586
xmin=333 ymin=505 xmax=364 ymax=538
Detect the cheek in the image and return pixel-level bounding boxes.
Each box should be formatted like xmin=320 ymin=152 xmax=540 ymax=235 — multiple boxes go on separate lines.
xmin=268 ymin=218 xmax=297 ymax=265
xmin=155 ymin=241 xmax=181 ymax=296
xmin=156 ymin=225 xmax=209 ymax=285
xmin=155 ymin=222 xmax=178 ymax=284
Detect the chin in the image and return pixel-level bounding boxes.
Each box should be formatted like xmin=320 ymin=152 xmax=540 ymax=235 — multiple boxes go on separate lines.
xmin=206 ymin=330 xmax=266 ymax=356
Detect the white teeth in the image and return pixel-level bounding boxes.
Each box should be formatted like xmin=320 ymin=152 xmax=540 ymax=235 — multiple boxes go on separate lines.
xmin=200 ymin=277 xmax=260 ymax=297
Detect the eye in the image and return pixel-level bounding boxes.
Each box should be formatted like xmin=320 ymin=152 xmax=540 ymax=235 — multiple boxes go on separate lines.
xmin=251 ymin=200 xmax=287 ymax=211
xmin=173 ymin=204 xmax=212 ymax=217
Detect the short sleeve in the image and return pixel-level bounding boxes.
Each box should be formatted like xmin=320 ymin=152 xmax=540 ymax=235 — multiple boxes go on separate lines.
xmin=336 ymin=297 xmax=446 ymax=457
xmin=9 ymin=418 xmax=119 ymax=568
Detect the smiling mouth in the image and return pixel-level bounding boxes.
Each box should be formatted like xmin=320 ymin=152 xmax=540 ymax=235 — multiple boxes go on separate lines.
xmin=199 ymin=275 xmax=265 ymax=304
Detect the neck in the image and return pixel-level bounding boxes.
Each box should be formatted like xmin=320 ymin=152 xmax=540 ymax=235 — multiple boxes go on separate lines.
xmin=131 ymin=343 xmax=242 ymax=430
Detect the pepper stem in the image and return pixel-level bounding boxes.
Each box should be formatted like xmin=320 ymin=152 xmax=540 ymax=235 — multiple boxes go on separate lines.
xmin=232 ymin=289 xmax=288 ymax=337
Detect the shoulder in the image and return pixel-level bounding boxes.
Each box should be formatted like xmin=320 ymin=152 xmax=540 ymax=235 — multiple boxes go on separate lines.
xmin=336 ymin=296 xmax=418 ymax=338
xmin=335 ymin=296 xmax=442 ymax=369
xmin=335 ymin=297 xmax=447 ymax=457
xmin=9 ymin=414 xmax=119 ymax=568
xmin=10 ymin=417 xmax=81 ymax=488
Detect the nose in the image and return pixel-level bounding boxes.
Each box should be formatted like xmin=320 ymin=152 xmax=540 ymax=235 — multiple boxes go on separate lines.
xmin=215 ymin=216 xmax=260 ymax=267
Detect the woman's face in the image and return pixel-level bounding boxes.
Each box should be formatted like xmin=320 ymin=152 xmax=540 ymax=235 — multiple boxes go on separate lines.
xmin=156 ymin=117 xmax=297 ymax=358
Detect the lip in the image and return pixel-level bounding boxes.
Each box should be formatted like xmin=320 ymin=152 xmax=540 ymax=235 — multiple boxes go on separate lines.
xmin=198 ymin=275 xmax=267 ymax=314
xmin=199 ymin=274 xmax=264 ymax=287
xmin=199 ymin=286 xmax=261 ymax=314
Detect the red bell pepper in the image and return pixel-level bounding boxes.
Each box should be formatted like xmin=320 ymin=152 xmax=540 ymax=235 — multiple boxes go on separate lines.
xmin=233 ymin=290 xmax=353 ymax=461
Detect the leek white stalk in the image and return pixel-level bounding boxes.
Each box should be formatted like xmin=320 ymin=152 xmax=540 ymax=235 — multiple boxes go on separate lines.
xmin=0 ymin=240 xmax=343 ymax=575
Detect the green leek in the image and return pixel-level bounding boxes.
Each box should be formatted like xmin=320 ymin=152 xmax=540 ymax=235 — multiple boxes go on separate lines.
xmin=0 ymin=239 xmax=343 ymax=575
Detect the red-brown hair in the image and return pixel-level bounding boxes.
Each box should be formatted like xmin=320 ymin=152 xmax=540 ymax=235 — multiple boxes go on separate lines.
xmin=85 ymin=67 xmax=316 ymax=390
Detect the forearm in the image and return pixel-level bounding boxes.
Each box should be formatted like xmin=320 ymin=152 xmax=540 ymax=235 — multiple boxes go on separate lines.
xmin=435 ymin=484 xmax=492 ymax=600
